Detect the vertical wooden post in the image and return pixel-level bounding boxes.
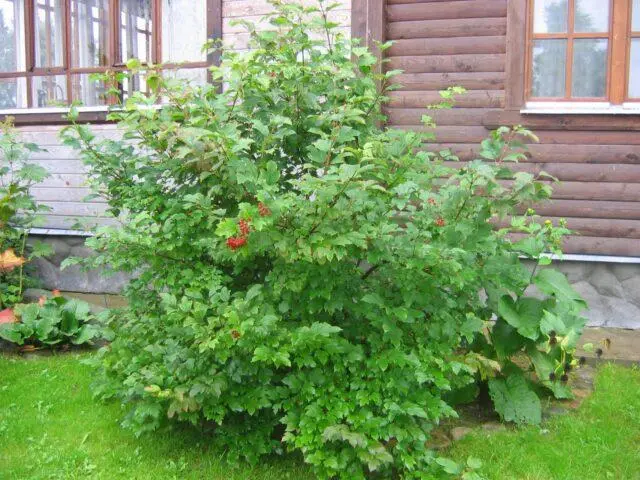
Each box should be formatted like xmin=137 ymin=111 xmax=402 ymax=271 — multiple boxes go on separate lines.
xmin=610 ymin=0 xmax=631 ymax=104
xmin=505 ymin=0 xmax=527 ymax=110
xmin=351 ymin=0 xmax=385 ymax=53
xmin=207 ymin=0 xmax=223 ymax=89
xmin=208 ymin=0 xmax=223 ymax=67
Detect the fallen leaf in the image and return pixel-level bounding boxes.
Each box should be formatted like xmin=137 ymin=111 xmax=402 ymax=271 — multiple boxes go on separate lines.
xmin=0 ymin=249 xmax=26 ymax=272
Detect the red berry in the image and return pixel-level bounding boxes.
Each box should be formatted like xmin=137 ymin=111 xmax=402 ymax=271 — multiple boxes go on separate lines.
xmin=239 ymin=219 xmax=251 ymax=236
xmin=428 ymin=198 xmax=437 ymax=206
xmin=435 ymin=217 xmax=446 ymax=227
xmin=226 ymin=236 xmax=247 ymax=250
xmin=258 ymin=202 xmax=271 ymax=217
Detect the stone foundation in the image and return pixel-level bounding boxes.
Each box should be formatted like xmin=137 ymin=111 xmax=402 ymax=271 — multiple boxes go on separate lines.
xmin=27 ymin=235 xmax=640 ymax=329
xmin=28 ymin=235 xmax=130 ymax=295
xmin=534 ymin=260 xmax=640 ymax=330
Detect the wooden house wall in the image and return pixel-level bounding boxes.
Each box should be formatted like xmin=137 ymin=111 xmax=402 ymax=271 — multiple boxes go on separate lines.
xmin=14 ymin=1 xmax=351 ymax=231
xmin=9 ymin=0 xmax=640 ymax=257
xmin=384 ymin=0 xmax=640 ymax=257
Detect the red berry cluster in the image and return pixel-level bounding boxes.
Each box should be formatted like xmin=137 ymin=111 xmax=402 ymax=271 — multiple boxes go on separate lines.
xmin=226 ymin=236 xmax=247 ymax=250
xmin=258 ymin=202 xmax=271 ymax=217
xmin=435 ymin=217 xmax=446 ymax=227
xmin=226 ymin=218 xmax=254 ymax=251
xmin=239 ymin=219 xmax=251 ymax=236
xmin=428 ymin=198 xmax=437 ymax=206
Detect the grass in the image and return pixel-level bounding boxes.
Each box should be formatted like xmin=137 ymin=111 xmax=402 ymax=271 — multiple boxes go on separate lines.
xmin=1 ymin=354 xmax=639 ymax=480
xmin=0 ymin=353 xmax=312 ymax=480
xmin=447 ymin=363 xmax=640 ymax=479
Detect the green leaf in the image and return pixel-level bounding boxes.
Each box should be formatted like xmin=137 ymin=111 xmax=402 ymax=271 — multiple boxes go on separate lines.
xmin=527 ymin=346 xmax=573 ymax=399
xmin=264 ymin=161 xmax=280 ymax=185
xmin=498 ymin=296 xmax=543 ymax=341
xmin=540 ymin=310 xmax=566 ymax=336
xmin=491 ymin=319 xmax=526 ymax=358
xmin=488 ymin=374 xmax=542 ymax=425
xmin=72 ymin=324 xmax=98 ymax=345
xmin=0 ymin=325 xmax=24 ymax=345
xmin=35 ymin=317 xmax=55 ymax=342
xmin=467 ymin=456 xmax=483 ymax=470
xmin=436 ymin=457 xmax=463 ymax=475
xmin=534 ymin=269 xmax=586 ymax=307
xmin=60 ymin=310 xmax=80 ymax=335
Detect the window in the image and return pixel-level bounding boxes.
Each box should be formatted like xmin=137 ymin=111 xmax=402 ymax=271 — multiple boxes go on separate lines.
xmin=0 ymin=0 xmax=214 ymax=110
xmin=527 ymin=0 xmax=640 ymax=104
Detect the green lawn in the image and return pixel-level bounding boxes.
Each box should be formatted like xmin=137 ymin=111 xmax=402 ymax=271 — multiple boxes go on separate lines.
xmin=0 ymin=353 xmax=312 ymax=480
xmin=447 ymin=362 xmax=640 ymax=480
xmin=1 ymin=354 xmax=639 ymax=480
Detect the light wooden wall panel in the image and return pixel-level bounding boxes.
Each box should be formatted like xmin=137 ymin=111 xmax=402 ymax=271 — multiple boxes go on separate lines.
xmin=222 ymin=0 xmax=351 ymax=51
xmin=14 ymin=125 xmax=117 ymax=230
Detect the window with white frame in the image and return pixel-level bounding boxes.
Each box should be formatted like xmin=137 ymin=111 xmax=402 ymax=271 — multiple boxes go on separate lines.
xmin=0 ymin=0 xmax=212 ymax=110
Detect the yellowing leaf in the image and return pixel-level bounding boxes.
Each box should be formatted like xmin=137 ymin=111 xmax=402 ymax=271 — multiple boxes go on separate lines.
xmin=0 ymin=249 xmax=26 ymax=272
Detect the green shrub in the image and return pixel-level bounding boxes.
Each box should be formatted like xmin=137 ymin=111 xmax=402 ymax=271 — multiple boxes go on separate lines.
xmin=0 ymin=118 xmax=52 ymax=309
xmin=61 ymin=2 xmax=587 ymax=477
xmin=0 ymin=295 xmax=99 ymax=347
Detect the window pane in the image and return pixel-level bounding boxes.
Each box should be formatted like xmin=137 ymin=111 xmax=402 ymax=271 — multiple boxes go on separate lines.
xmin=70 ymin=0 xmax=109 ymax=67
xmin=0 ymin=0 xmax=26 ymax=72
xmin=35 ymin=0 xmax=65 ymax=68
xmin=630 ymin=39 xmax=640 ymax=98
xmin=571 ymin=39 xmax=607 ymax=97
xmin=0 ymin=77 xmax=27 ymax=108
xmin=32 ymin=75 xmax=67 ymax=107
xmin=161 ymin=0 xmax=207 ymax=63
xmin=120 ymin=74 xmax=148 ymax=101
xmin=533 ymin=0 xmax=568 ymax=33
xmin=120 ymin=0 xmax=152 ymax=63
xmin=532 ymin=39 xmax=567 ymax=97
xmin=164 ymin=68 xmax=208 ymax=85
xmin=72 ymin=74 xmax=107 ymax=106
xmin=574 ymin=0 xmax=609 ymax=33
xmin=633 ymin=0 xmax=640 ymax=31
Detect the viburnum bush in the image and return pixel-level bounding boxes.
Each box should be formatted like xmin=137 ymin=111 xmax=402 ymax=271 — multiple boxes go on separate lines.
xmin=61 ymin=2 xmax=588 ymax=478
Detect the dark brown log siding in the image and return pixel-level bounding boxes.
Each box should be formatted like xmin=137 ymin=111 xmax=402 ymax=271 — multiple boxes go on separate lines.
xmin=384 ymin=0 xmax=640 ymax=257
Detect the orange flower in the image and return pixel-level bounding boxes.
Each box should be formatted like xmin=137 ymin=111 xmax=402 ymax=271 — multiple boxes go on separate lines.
xmin=0 ymin=249 xmax=26 ymax=272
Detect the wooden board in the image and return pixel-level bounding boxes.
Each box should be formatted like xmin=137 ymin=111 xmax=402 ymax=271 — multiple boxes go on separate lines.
xmin=387 ymin=1 xmax=507 ymax=22
xmin=387 ymin=53 xmax=505 ymax=74
xmin=387 ymin=18 xmax=507 ymax=40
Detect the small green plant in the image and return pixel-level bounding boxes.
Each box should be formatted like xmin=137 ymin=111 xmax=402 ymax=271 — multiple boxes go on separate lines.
xmin=440 ymin=128 xmax=590 ymax=426
xmin=0 ymin=295 xmax=99 ymax=347
xmin=60 ymin=1 xmax=587 ymax=478
xmin=0 ymin=117 xmax=52 ymax=309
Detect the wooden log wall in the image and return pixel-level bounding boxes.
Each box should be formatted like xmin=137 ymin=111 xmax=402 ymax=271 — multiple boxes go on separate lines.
xmin=384 ymin=0 xmax=640 ymax=257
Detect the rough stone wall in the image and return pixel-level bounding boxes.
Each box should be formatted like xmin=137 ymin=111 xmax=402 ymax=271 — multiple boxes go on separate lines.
xmin=554 ymin=261 xmax=640 ymax=330
xmin=28 ymin=235 xmax=129 ymax=295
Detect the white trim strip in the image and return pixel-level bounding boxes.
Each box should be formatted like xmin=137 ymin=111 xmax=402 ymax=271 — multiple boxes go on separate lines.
xmin=29 ymin=228 xmax=93 ymax=237
xmin=522 ymin=101 xmax=640 ymax=115
xmin=532 ymin=253 xmax=640 ymax=264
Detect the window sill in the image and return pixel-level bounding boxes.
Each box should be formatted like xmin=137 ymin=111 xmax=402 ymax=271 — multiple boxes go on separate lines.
xmin=0 ymin=104 xmax=167 ymax=125
xmin=521 ymin=102 xmax=640 ymax=115
xmin=0 ymin=106 xmax=112 ymax=125
xmin=483 ymin=106 xmax=640 ymax=131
